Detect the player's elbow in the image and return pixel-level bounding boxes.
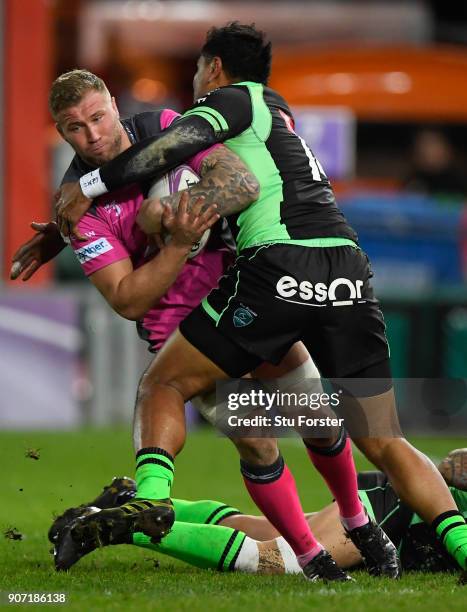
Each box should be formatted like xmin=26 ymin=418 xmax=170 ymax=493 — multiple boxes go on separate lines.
xmin=120 ymin=309 xmax=142 ymax=322
xmin=112 ymin=298 xmax=145 ymax=321
xmin=236 ymin=170 xmax=260 ymax=210
xmin=245 ymin=172 xmax=260 ymax=202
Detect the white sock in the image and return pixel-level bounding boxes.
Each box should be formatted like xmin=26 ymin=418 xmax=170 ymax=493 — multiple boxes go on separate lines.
xmin=234 ymin=536 xmax=260 ymax=572
xmin=276 ymin=537 xmax=302 ymax=574
xmin=234 ymin=536 xmax=302 ymax=574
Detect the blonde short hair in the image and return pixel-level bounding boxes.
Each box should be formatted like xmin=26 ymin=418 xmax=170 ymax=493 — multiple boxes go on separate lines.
xmin=49 ymin=69 xmax=109 ymax=120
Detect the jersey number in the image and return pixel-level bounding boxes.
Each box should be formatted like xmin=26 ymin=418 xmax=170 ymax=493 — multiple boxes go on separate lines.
xmin=298 ymin=135 xmax=325 ymax=182
xmin=279 ymin=109 xmax=325 ymax=182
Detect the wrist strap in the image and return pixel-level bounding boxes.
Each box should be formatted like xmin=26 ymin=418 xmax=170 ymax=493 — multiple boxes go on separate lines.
xmin=80 ymin=169 xmax=107 ymax=199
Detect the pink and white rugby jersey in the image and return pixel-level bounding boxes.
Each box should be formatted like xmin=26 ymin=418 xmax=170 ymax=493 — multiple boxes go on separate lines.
xmin=70 ymin=109 xmax=233 ymax=350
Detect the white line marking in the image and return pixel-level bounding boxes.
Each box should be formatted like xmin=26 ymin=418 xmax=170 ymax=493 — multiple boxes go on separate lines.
xmin=0 ymin=306 xmax=82 ymax=352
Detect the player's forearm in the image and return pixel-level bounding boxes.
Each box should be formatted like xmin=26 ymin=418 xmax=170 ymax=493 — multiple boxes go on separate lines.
xmin=112 ymin=243 xmax=191 ymax=320
xmin=159 ymin=147 xmax=260 ymax=218
xmin=80 ymin=116 xmax=219 ymax=199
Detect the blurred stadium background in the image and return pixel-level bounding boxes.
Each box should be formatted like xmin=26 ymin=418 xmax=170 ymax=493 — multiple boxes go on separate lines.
xmin=0 ymin=0 xmax=466 ymax=435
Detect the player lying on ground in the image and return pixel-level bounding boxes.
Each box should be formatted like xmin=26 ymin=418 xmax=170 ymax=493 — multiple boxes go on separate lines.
xmin=11 ymin=69 xmax=397 ymax=581
xmin=50 ymin=23 xmax=467 ymax=579
xmin=49 ymin=449 xmax=467 ymax=576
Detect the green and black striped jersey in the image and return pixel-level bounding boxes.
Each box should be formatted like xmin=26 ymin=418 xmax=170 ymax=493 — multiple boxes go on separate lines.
xmin=183 ymin=82 xmax=358 ymax=252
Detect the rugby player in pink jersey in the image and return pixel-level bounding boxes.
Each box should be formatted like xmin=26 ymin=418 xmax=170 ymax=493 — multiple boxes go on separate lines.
xmin=50 ymin=22 xmax=467 ymax=581
xmin=12 ymin=70 xmax=398 ymax=581
xmin=69 ymin=182 xmax=228 ymax=348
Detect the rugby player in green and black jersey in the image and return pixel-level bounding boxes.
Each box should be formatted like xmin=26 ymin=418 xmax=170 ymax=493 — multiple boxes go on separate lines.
xmin=13 ymin=70 xmax=398 ymax=582
xmin=54 ymin=23 xmax=467 ymax=581
xmin=48 ymin=449 xmax=467 ymax=576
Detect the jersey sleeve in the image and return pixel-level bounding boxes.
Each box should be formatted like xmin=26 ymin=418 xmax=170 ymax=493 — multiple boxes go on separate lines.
xmin=182 ymin=85 xmax=253 ymax=139
xmin=161 ymin=108 xmax=222 ymax=175
xmin=131 ymin=110 xmax=165 ymax=138
xmin=159 ymin=108 xmax=181 ymax=129
xmin=69 ymin=211 xmax=130 ymax=276
xmin=84 ymin=90 xmax=253 ymax=195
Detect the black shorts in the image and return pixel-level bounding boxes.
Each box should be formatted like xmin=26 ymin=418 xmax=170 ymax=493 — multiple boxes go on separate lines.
xmin=358 ymin=472 xmax=457 ymax=571
xmin=180 ymin=244 xmax=390 ymax=378
xmin=357 ymin=471 xmax=412 ymax=548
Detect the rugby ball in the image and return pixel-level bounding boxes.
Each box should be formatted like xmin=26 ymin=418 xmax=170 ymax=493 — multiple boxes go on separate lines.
xmin=148 ymin=165 xmax=211 ymax=258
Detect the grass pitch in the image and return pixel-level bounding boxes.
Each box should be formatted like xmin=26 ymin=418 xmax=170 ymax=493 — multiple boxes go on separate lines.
xmin=0 ymin=427 xmax=466 ymax=611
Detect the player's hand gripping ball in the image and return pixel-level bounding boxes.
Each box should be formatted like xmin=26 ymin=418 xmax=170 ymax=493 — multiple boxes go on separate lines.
xmin=147 ymin=165 xmax=211 ymax=258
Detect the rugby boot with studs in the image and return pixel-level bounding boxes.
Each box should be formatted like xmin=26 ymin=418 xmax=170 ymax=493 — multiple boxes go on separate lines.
xmin=345 ymin=515 xmax=401 ymax=578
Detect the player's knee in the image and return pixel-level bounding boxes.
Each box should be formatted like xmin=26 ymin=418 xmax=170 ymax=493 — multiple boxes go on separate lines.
xmin=354 ymin=436 xmax=408 ymax=469
xmin=137 ymin=368 xmax=209 ymax=404
xmin=353 ymin=437 xmax=388 ymax=468
xmin=231 ymin=437 xmax=279 ymax=465
xmin=303 ymin=434 xmax=340 ymax=448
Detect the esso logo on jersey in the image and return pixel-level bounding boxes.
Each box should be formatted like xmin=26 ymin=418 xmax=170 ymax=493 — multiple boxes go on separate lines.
xmin=276 ymin=275 xmax=365 ymax=306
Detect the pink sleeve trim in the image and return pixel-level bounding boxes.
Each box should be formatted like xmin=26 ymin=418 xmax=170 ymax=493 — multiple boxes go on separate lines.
xmin=188 ymin=144 xmax=222 ymax=175
xmin=160 ymin=108 xmax=181 ymax=129
xmin=160 ymin=108 xmax=221 ymax=175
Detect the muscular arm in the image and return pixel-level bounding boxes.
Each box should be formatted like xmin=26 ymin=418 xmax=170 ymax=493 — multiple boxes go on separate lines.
xmin=80 ymin=87 xmax=252 ymax=199
xmin=90 ymin=243 xmax=191 ymax=321
xmin=136 ymin=145 xmax=259 ymax=237
xmin=82 ymin=116 xmax=220 ymax=198
xmin=87 ymin=193 xmax=218 ymax=321
xmin=161 ymin=146 xmax=259 ymax=217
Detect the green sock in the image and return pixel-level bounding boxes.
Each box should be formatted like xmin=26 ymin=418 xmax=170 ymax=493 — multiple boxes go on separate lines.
xmin=434 ymin=511 xmax=467 ymax=570
xmin=135 ymin=447 xmax=174 ymax=500
xmin=172 ymin=499 xmax=241 ymax=525
xmin=133 ymin=522 xmax=246 ymax=571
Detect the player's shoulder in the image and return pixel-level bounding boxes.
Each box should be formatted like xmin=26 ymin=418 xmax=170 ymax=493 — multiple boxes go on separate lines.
xmin=263 ymin=86 xmax=292 ymax=116
xmin=123 ymin=110 xmax=169 ymax=139
xmin=194 ymin=84 xmax=252 ymax=109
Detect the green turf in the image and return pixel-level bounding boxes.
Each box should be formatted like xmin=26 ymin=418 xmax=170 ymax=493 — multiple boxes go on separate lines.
xmin=0 ymin=428 xmax=466 ymax=611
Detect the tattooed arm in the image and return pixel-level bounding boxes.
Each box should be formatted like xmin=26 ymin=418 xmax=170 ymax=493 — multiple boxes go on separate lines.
xmin=136 ymin=146 xmax=260 ymax=236
xmin=56 ymin=87 xmax=254 ymax=236
xmin=169 ymin=146 xmax=260 ymax=217
xmin=85 ymin=87 xmax=253 ymax=198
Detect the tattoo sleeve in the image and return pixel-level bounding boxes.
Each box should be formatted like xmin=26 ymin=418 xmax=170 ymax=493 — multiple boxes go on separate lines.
xmin=160 ymin=146 xmax=260 ymax=217
xmin=99 ymin=115 xmax=220 ymax=192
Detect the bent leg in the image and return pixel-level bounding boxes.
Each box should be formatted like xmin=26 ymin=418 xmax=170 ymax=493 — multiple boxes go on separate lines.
xmin=221 ymin=503 xmax=362 ymax=571
xmin=133 ymin=330 xmax=228 ymax=500
xmin=352 ymin=387 xmax=457 ymax=523
xmin=134 ymin=330 xmax=228 ymax=454
xmin=135 ymin=331 xmax=327 ymax=567
xmin=133 ymin=520 xmax=246 ymax=571
xmin=352 ymin=387 xmax=467 ymax=570
xmin=255 ymin=344 xmax=367 ymax=531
